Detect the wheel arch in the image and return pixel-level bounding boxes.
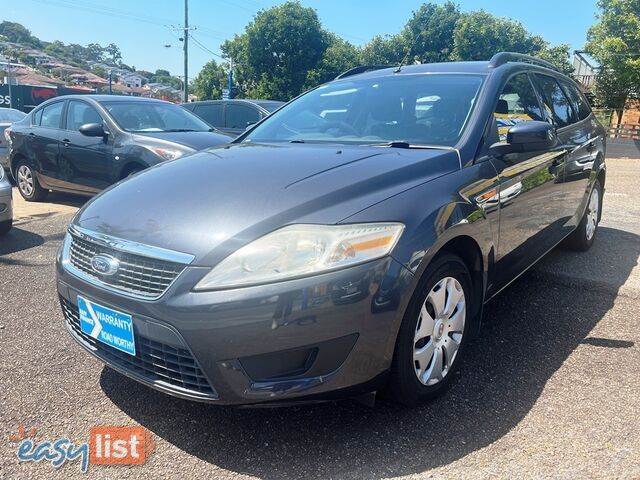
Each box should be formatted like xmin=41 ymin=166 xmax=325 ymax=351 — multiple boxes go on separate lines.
xmin=426 ymin=234 xmax=486 ymax=331
xmin=119 ymin=161 xmax=147 ymax=180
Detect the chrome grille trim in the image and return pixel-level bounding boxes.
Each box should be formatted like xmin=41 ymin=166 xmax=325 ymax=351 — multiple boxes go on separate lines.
xmin=62 ymin=226 xmax=194 ymax=300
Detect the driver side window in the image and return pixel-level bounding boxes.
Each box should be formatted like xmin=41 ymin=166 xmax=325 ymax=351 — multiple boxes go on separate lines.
xmin=66 ymin=101 xmax=102 ymax=131
xmin=495 ymin=73 xmax=545 ymax=141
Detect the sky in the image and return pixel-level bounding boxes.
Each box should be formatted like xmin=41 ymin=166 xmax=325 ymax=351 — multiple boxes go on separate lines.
xmin=4 ymin=0 xmax=599 ymax=78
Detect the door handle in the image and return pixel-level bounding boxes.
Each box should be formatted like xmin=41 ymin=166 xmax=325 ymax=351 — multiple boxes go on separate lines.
xmin=28 ymin=132 xmax=36 ymax=137
xmin=62 ymin=139 xmax=70 ymax=146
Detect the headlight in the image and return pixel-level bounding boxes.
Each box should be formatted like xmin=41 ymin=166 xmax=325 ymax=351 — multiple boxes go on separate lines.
xmin=195 ymin=222 xmax=405 ymax=290
xmin=0 ymin=165 xmax=4 ymax=181
xmin=145 ymin=146 xmax=188 ymax=161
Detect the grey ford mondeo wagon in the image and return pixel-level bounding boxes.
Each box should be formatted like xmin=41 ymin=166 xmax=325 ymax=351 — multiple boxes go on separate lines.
xmin=57 ymin=53 xmax=606 ymax=406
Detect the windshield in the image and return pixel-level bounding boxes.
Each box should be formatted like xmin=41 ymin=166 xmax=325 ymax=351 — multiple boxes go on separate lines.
xmin=244 ymin=74 xmax=484 ymax=147
xmin=0 ymin=109 xmax=26 ymax=123
xmin=102 ymin=101 xmax=212 ymax=133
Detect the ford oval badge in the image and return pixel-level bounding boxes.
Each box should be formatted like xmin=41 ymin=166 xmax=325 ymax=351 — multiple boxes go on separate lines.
xmin=90 ymin=254 xmax=120 ymax=276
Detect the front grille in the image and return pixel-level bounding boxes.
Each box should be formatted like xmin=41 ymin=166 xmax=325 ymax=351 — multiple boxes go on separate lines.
xmin=68 ymin=231 xmax=185 ymax=299
xmin=61 ymin=297 xmax=216 ymax=398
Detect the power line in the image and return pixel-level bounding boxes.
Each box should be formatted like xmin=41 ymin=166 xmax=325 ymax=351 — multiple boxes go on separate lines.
xmin=28 ymin=0 xmax=174 ymax=27
xmin=189 ymin=35 xmax=225 ymax=59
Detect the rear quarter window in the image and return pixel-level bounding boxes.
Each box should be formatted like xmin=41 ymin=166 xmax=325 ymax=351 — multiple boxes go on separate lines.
xmin=559 ymin=79 xmax=592 ymax=121
xmin=532 ymin=74 xmax=578 ymax=128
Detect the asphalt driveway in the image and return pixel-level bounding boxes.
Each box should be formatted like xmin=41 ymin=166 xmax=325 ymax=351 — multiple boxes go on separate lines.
xmin=1 ymin=158 xmax=638 ymax=479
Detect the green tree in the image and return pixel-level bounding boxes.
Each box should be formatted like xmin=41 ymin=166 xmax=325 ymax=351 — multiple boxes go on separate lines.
xmin=104 ymin=43 xmax=122 ymax=65
xmin=586 ymin=0 xmax=640 ymax=124
xmin=536 ymin=43 xmax=574 ymax=76
xmin=191 ymin=59 xmax=228 ymax=100
xmin=452 ymin=11 xmax=542 ymax=61
xmin=360 ymin=34 xmax=405 ymax=65
xmin=86 ymin=43 xmax=104 ymax=63
xmin=401 ymin=1 xmax=460 ymax=63
xmin=91 ymin=65 xmax=106 ymax=78
xmin=304 ymin=34 xmax=360 ymax=88
xmin=221 ymin=1 xmax=329 ymax=100
xmin=0 ymin=21 xmax=41 ymax=47
xmin=451 ymin=11 xmax=573 ymax=73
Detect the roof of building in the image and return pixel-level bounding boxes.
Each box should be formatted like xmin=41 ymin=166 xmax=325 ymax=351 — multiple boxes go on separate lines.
xmin=12 ymin=68 xmax=64 ymax=86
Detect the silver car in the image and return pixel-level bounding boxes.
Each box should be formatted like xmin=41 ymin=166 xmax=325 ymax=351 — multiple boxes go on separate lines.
xmin=0 ymin=165 xmax=12 ymax=235
xmin=0 ymin=108 xmax=26 ymax=172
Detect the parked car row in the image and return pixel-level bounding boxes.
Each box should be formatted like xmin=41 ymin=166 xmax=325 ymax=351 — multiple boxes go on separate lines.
xmin=4 ymin=96 xmax=232 ymax=201
xmin=0 ymin=108 xmax=26 ymax=173
xmin=182 ymin=99 xmax=284 ymax=135
xmin=1 ymin=96 xmax=286 ymax=202
xmin=53 ymin=53 xmax=607 ymax=407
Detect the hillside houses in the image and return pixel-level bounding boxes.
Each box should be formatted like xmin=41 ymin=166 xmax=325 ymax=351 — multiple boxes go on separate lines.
xmin=0 ymin=41 xmax=183 ymax=102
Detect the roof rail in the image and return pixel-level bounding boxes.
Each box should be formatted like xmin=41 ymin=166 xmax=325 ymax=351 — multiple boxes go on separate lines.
xmin=335 ymin=65 xmax=392 ymax=80
xmin=488 ymin=52 xmax=559 ymax=72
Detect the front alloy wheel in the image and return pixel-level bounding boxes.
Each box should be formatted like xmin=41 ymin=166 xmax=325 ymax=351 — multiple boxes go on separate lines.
xmin=413 ymin=277 xmax=466 ymax=386
xmin=387 ymin=253 xmax=473 ymax=406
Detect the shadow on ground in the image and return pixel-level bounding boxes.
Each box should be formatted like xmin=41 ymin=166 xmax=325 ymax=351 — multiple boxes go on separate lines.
xmin=101 ymin=227 xmax=640 ymax=479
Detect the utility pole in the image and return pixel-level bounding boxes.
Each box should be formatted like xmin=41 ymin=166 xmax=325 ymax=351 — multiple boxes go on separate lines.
xmin=6 ymin=57 xmax=13 ymax=109
xmin=227 ymin=58 xmax=233 ymax=100
xmin=183 ymin=0 xmax=189 ymax=102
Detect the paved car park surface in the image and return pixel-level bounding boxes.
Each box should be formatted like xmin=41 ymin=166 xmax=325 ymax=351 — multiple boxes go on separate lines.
xmin=1 ymin=157 xmax=639 ymax=479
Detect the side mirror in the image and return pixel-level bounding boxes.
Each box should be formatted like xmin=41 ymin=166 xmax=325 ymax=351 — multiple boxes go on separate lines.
xmin=79 ymin=123 xmax=107 ymax=137
xmin=490 ymin=121 xmax=557 ymax=156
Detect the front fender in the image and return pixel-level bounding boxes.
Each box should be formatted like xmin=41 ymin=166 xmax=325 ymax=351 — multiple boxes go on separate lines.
xmin=340 ymin=161 xmax=501 ymax=354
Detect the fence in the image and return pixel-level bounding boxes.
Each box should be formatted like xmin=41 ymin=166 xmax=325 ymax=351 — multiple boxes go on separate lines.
xmin=608 ymin=124 xmax=640 ymax=140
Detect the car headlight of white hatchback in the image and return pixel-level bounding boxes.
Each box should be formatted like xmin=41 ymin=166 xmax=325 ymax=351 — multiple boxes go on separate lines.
xmin=195 ymin=222 xmax=405 ymax=290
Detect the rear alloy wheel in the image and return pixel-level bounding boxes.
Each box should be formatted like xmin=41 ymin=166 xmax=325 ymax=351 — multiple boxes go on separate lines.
xmin=564 ymin=179 xmax=601 ymax=251
xmin=387 ymin=254 xmax=473 ymax=406
xmin=16 ymin=162 xmax=48 ymax=202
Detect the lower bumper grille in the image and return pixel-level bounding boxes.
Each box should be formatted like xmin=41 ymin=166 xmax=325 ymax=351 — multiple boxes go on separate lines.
xmin=60 ymin=296 xmax=216 ymax=398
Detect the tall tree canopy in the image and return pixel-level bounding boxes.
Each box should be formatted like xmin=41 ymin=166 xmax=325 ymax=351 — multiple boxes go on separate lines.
xmin=210 ymin=2 xmax=573 ymax=100
xmin=586 ymin=0 xmax=640 ymax=120
xmin=0 ymin=21 xmax=41 ymax=48
xmin=402 ymin=1 xmax=461 ymax=64
xmin=222 ymin=1 xmax=329 ymax=100
xmin=191 ymin=60 xmax=228 ymax=100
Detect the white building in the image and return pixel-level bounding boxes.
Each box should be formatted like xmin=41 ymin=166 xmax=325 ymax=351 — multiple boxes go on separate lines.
xmin=118 ymin=72 xmax=148 ymax=88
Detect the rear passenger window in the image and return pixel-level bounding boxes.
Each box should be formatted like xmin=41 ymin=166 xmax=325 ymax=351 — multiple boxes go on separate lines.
xmin=495 ymin=73 xmax=545 ymax=141
xmin=39 ymin=102 xmax=64 ymax=128
xmin=226 ymin=104 xmax=260 ymax=129
xmin=194 ymin=104 xmax=223 ymax=127
xmin=532 ymin=74 xmax=577 ymax=128
xmin=559 ymin=80 xmax=592 ymax=121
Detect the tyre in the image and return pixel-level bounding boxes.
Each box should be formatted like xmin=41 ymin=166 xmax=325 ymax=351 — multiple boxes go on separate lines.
xmin=15 ymin=161 xmax=48 ymax=202
xmin=0 ymin=218 xmax=11 ymax=236
xmin=387 ymin=253 xmax=473 ymax=406
xmin=564 ymin=179 xmax=601 ymax=252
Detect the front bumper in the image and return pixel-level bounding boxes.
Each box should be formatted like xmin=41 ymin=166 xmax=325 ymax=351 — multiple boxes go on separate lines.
xmin=56 ymin=249 xmax=415 ymax=405
xmin=0 ymin=175 xmax=12 ymax=223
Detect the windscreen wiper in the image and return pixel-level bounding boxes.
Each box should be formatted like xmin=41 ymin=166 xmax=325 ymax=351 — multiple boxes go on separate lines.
xmin=371 ymin=140 xmax=435 ymax=149
xmin=162 ymin=128 xmax=202 ymax=132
